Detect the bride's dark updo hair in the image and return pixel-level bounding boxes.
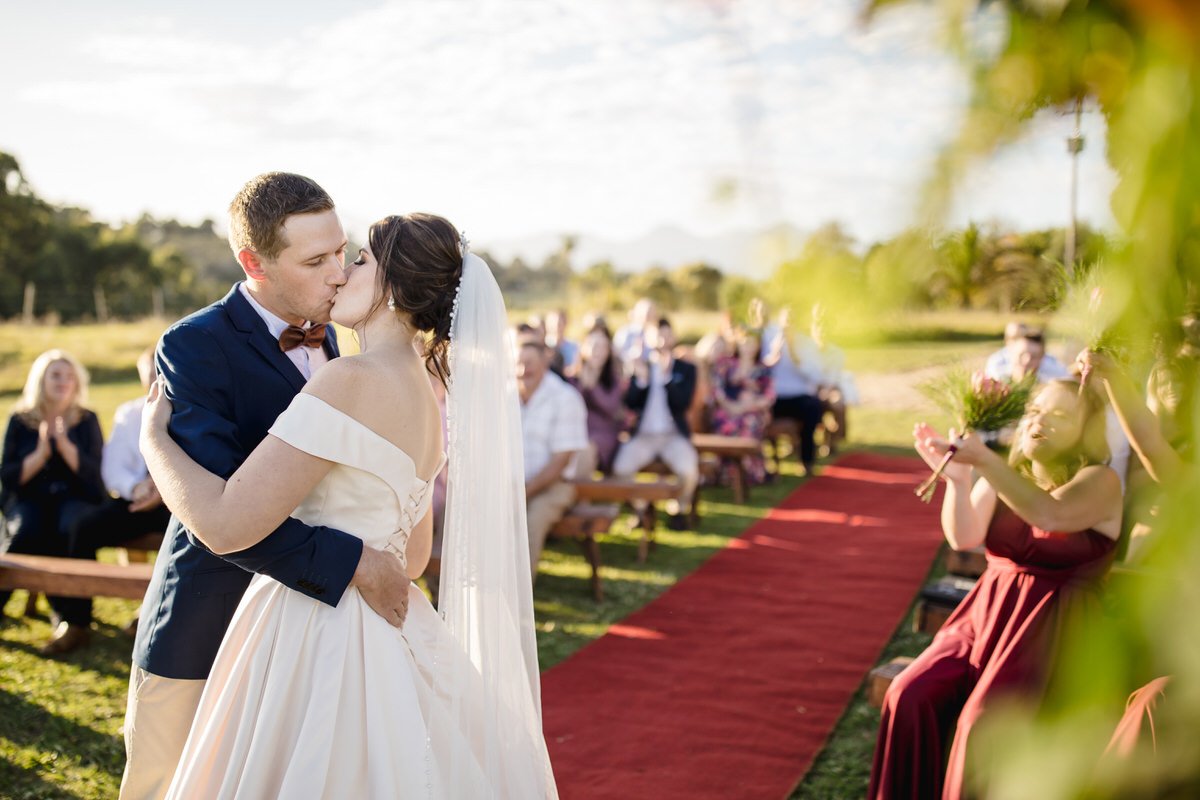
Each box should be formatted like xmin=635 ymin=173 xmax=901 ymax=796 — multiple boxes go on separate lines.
xmin=368 ymin=213 xmax=463 ymax=386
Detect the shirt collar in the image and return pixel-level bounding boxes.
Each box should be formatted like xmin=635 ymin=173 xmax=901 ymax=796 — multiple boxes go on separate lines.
xmin=238 ymin=282 xmax=307 ymax=340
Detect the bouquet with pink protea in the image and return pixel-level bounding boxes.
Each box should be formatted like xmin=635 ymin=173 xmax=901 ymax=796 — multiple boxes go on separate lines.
xmin=914 ymin=370 xmax=1035 ymax=501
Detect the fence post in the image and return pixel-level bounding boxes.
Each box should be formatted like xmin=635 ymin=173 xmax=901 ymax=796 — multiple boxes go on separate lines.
xmin=94 ymin=287 xmax=109 ymax=322
xmin=22 ymin=282 xmax=35 ymax=324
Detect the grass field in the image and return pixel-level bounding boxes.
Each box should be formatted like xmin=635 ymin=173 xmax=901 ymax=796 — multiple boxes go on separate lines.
xmin=0 ymin=313 xmax=1012 ymax=799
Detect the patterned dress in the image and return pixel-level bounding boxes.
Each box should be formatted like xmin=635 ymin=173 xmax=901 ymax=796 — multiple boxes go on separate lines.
xmin=710 ymin=357 xmax=774 ymax=483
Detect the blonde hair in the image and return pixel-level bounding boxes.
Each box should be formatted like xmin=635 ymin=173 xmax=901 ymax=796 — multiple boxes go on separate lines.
xmin=14 ymin=349 xmax=90 ymax=426
xmin=1008 ymin=378 xmax=1110 ymax=488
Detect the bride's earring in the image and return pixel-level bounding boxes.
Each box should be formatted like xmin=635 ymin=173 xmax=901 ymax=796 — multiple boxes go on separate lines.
xmin=387 ymin=295 xmax=396 ymax=311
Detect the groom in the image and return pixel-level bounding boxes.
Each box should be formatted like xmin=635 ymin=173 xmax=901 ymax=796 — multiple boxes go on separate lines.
xmin=120 ymin=173 xmax=411 ymax=800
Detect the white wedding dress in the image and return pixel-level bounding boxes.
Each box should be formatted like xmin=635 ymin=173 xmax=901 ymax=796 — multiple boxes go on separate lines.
xmin=164 ymin=393 xmax=554 ymax=799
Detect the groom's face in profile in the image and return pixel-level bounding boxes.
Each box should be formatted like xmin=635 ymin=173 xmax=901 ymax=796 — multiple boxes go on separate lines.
xmin=251 ymin=209 xmax=348 ymax=325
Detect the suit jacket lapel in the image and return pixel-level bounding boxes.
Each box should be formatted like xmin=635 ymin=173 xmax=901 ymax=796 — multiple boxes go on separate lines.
xmin=223 ymin=284 xmax=308 ymax=394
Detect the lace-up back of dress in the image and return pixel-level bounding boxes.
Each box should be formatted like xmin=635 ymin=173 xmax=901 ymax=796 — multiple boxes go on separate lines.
xmin=268 ymin=394 xmax=446 ymax=571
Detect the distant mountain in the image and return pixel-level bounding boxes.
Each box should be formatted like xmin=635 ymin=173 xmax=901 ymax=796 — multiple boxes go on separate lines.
xmin=483 ymin=223 xmax=809 ymax=278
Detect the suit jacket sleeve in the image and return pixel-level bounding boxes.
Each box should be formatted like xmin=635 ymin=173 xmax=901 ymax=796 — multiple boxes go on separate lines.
xmin=624 ymin=376 xmax=649 ymax=411
xmin=158 ymin=322 xmax=362 ymax=606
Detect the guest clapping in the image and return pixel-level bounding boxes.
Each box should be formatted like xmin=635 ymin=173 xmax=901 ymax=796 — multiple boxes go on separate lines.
xmin=0 ymin=350 xmax=105 ymax=654
xmin=613 ymin=318 xmax=699 ymax=529
xmin=574 ymin=323 xmax=627 ymax=475
xmin=869 ymin=379 xmax=1121 ymax=799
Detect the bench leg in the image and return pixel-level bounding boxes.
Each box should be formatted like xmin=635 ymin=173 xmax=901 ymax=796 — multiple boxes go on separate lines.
xmin=578 ymin=535 xmax=604 ymax=602
xmin=732 ymin=462 xmax=748 ymax=504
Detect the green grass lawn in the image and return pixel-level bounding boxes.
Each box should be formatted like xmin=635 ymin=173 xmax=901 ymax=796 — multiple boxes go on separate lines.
xmin=0 ymin=315 xmax=999 ymax=799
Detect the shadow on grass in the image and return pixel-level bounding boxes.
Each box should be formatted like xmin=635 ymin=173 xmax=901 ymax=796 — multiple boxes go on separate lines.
xmin=0 ymin=687 xmax=124 ymax=774
xmin=0 ymin=759 xmax=82 ymax=800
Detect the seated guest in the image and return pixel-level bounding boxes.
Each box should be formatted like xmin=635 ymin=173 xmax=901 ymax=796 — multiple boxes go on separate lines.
xmin=0 ymin=350 xmax=106 ymax=654
xmin=613 ymin=317 xmax=699 ymax=530
xmin=574 ymin=323 xmax=627 ymax=474
xmin=761 ymin=306 xmax=824 ymax=475
xmin=66 ymin=348 xmax=173 ymax=641
xmin=517 ymin=338 xmax=589 ymax=577
xmin=546 ymin=308 xmax=581 ymax=378
xmin=710 ymin=327 xmax=774 ymax=484
xmin=613 ymin=298 xmax=658 ymax=364
xmin=870 ymin=379 xmax=1121 ymax=800
xmin=984 ymin=322 xmax=1069 ymax=382
xmin=693 ymin=328 xmax=733 ymax=430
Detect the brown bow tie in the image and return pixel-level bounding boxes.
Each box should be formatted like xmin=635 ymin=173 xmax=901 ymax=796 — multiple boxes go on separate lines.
xmin=278 ymin=323 xmax=327 ymax=352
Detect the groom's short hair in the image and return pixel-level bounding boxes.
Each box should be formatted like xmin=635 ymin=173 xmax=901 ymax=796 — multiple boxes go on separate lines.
xmin=228 ymin=172 xmax=335 ymax=260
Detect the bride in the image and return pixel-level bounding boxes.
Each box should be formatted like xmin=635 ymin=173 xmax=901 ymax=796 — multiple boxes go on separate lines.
xmin=140 ymin=213 xmax=558 ymax=798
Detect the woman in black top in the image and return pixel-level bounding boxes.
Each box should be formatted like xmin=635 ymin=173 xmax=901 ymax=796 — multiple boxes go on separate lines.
xmin=1 ymin=349 xmax=105 ymax=654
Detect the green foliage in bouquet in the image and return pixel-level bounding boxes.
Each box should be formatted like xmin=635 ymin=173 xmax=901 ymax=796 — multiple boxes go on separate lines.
xmin=919 ymin=369 xmax=1036 ymax=436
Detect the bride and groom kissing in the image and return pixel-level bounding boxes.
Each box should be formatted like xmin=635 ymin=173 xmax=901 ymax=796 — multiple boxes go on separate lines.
xmin=122 ymin=172 xmax=557 ymax=799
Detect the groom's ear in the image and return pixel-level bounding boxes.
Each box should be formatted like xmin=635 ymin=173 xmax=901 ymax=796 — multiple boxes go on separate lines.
xmin=237 ymin=248 xmax=269 ymax=281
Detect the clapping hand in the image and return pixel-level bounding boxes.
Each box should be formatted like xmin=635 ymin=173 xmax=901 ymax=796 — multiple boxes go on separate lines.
xmin=129 ymin=477 xmax=163 ymax=512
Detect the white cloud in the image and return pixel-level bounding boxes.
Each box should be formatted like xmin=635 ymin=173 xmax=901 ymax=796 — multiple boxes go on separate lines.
xmin=1 ymin=0 xmax=1117 ymax=260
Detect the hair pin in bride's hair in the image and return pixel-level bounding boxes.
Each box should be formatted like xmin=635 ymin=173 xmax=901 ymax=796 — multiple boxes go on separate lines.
xmin=459 ymin=231 xmax=470 ymax=254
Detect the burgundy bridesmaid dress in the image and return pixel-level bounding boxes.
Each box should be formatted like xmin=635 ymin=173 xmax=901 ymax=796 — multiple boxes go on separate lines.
xmin=868 ymin=501 xmax=1117 ymax=799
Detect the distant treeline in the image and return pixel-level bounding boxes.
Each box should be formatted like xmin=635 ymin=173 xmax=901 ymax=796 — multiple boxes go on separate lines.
xmin=1 ymin=150 xmax=1107 ymax=324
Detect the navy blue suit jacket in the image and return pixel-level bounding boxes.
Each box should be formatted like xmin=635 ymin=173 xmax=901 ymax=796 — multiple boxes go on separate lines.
xmin=133 ymin=284 xmax=364 ymax=680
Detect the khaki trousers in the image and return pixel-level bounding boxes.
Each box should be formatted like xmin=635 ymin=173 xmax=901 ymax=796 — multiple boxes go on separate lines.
xmin=612 ymin=431 xmax=699 ymax=513
xmin=119 ymin=666 xmax=206 ymax=800
xmin=526 ymin=480 xmax=578 ymax=574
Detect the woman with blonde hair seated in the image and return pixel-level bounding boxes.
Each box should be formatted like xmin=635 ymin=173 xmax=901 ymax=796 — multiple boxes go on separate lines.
xmin=869 ymin=378 xmax=1121 ymax=799
xmin=0 ymin=349 xmax=105 ymax=654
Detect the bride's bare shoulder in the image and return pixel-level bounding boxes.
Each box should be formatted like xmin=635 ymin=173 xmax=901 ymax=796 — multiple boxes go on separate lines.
xmin=301 ymin=354 xmax=437 ymax=441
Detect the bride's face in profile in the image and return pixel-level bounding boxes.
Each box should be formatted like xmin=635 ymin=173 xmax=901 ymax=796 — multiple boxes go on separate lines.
xmin=332 ymin=245 xmax=384 ymax=328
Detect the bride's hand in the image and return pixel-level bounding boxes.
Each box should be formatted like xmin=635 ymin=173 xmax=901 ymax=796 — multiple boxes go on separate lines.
xmin=913 ymin=423 xmax=970 ymax=483
xmin=139 ymin=378 xmax=174 ymax=455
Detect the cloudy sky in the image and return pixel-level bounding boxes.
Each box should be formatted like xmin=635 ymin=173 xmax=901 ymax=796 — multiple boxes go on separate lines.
xmin=1 ymin=0 xmax=1115 ymax=263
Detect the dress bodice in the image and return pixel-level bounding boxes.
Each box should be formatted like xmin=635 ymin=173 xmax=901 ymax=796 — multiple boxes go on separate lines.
xmin=268 ymin=394 xmax=445 ymax=563
xmin=984 ymin=501 xmax=1116 ymax=582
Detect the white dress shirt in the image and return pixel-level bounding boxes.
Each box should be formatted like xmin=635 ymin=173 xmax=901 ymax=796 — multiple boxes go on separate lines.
xmin=762 ymin=324 xmax=822 ymax=398
xmin=520 ymin=372 xmax=589 ymax=481
xmin=102 ymin=397 xmax=148 ymax=500
xmin=239 ymin=283 xmax=329 ymax=380
xmin=637 ymin=361 xmax=677 ymax=436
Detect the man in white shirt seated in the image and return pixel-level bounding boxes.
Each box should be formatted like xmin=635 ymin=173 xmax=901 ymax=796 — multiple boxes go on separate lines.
xmin=613 ymin=318 xmax=699 ymax=530
xmin=984 ymin=323 xmax=1069 ymax=382
xmin=518 ymin=338 xmax=589 ymax=578
xmin=66 ymin=348 xmax=173 ymax=631
xmin=762 ymin=308 xmax=825 ymax=474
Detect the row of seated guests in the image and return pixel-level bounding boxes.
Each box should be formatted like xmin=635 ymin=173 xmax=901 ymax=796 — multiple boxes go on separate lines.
xmin=1 ymin=348 xmax=167 ymax=655
xmin=517 ymin=316 xmax=701 ymax=576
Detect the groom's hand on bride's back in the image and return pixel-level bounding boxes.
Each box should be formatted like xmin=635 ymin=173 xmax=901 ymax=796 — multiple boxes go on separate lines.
xmin=352 ymin=547 xmax=412 ymax=627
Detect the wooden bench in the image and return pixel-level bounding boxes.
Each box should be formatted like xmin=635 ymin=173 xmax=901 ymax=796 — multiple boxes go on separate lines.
xmin=0 ymin=554 xmax=153 ymax=600
xmin=691 ymin=433 xmax=762 ymax=504
xmin=547 ymin=503 xmax=622 ymax=601
xmin=570 ymin=477 xmax=681 ymax=562
xmin=112 ymin=532 xmax=165 ymax=565
xmin=944 ymin=546 xmax=987 ymax=578
xmin=913 ymin=576 xmax=976 ymax=635
xmin=764 ymin=418 xmax=800 ymax=475
xmin=867 ymin=656 xmax=914 ymax=708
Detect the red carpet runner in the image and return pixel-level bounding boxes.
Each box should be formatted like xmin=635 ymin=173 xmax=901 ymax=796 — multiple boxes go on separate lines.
xmin=541 ymin=452 xmax=944 ymax=799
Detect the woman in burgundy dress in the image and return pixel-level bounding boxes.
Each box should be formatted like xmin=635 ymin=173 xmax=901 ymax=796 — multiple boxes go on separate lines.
xmin=869 ymin=378 xmax=1123 ymax=800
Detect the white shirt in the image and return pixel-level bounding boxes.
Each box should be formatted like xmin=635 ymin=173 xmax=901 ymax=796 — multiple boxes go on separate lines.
xmin=520 ymin=372 xmax=589 ymax=481
xmin=613 ymin=324 xmax=647 ymax=365
xmin=983 ymin=347 xmax=1069 ymax=382
xmin=762 ymin=324 xmax=822 ymax=397
xmin=637 ymin=361 xmax=676 ymax=436
xmin=102 ymin=397 xmax=148 ymax=500
xmin=239 ymin=283 xmax=329 ymax=380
